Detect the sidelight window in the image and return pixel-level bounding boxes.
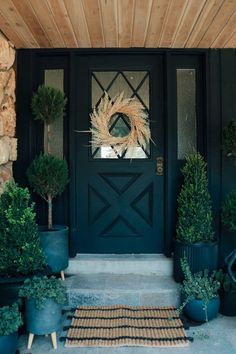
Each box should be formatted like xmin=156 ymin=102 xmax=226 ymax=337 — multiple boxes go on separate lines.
xmin=44 ymin=69 xmax=64 ymax=158
xmin=177 ymin=69 xmax=197 ymax=160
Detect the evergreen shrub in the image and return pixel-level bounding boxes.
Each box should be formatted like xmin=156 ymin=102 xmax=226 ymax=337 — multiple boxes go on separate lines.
xmin=0 ymin=182 xmax=46 ymax=276
xmin=19 ymin=276 xmax=67 ymax=310
xmin=0 ymin=303 xmax=23 ymax=336
xmin=27 ymin=153 xmax=69 ymax=230
xmin=176 ymin=152 xmax=214 ymax=243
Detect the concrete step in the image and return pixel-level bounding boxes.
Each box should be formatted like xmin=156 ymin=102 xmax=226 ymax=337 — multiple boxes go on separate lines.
xmin=65 ymin=273 xmax=179 ymax=308
xmin=66 ymin=254 xmax=173 ymax=276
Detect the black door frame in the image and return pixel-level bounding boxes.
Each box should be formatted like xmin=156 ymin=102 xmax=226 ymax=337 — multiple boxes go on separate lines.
xmin=15 ymin=48 xmax=210 ymax=257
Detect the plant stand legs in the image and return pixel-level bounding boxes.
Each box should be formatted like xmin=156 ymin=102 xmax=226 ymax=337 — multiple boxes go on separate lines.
xmin=60 ymin=270 xmax=65 ymax=281
xmin=27 ymin=333 xmax=34 ymax=349
xmin=27 ymin=332 xmax=57 ymax=349
xmin=51 ymin=331 xmax=57 ymax=349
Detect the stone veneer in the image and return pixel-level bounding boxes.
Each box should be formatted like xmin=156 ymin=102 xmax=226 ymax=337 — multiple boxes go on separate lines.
xmin=0 ymin=33 xmax=17 ymax=192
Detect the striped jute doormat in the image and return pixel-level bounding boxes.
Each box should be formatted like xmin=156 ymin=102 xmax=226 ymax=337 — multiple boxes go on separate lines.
xmin=65 ymin=305 xmax=189 ymax=348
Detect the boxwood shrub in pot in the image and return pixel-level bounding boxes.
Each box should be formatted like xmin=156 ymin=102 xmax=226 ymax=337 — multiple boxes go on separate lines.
xmin=19 ymin=276 xmax=67 ymax=349
xmin=178 ymin=258 xmax=220 ymax=323
xmin=0 ymin=181 xmax=46 ymax=305
xmin=0 ymin=302 xmax=23 ymax=354
xmin=173 ymin=152 xmax=218 ymax=282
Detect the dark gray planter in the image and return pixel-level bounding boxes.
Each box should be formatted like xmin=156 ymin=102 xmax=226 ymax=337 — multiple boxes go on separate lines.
xmin=39 ymin=225 xmax=68 ymax=273
xmin=219 ymin=290 xmax=236 ymax=316
xmin=173 ymin=239 xmax=218 ymax=282
xmin=25 ymin=299 xmax=62 ymax=335
xmin=0 ymin=331 xmax=17 ymax=354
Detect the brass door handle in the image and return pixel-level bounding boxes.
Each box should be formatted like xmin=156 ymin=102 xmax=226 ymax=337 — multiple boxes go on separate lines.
xmin=156 ymin=157 xmax=164 ymax=175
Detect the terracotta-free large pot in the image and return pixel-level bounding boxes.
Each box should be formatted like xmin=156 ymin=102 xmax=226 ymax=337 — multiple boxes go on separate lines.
xmin=173 ymin=239 xmax=218 ymax=282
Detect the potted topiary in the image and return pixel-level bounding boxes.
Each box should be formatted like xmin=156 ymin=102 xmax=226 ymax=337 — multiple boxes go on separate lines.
xmin=27 ymin=84 xmax=69 ymax=280
xmin=31 ymin=84 xmax=67 ymax=155
xmin=173 ymin=152 xmax=218 ymax=282
xmin=0 ymin=181 xmax=46 ymax=305
xmin=27 ymin=154 xmax=69 ymax=280
xmin=19 ymin=275 xmax=67 ymax=350
xmin=0 ymin=302 xmax=23 ymax=354
xmin=178 ymin=258 xmax=220 ymax=323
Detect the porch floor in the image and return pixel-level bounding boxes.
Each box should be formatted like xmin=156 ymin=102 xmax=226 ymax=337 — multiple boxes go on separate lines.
xmin=18 ymin=314 xmax=236 ymax=353
xmin=18 ymin=255 xmax=236 ymax=353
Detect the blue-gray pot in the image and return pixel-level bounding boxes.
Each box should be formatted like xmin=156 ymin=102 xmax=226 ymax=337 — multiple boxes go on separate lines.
xmin=184 ymin=296 xmax=220 ymax=322
xmin=25 ymin=299 xmax=62 ymax=335
xmin=0 ymin=332 xmax=17 ymax=354
xmin=39 ymin=225 xmax=68 ymax=273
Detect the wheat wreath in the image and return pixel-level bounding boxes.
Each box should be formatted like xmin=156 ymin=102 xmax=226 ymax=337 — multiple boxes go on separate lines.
xmin=90 ymin=92 xmax=151 ymax=155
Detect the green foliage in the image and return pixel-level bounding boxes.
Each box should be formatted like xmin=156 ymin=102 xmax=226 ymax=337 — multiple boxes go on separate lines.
xmin=222 ymin=120 xmax=236 ymax=160
xmin=178 ymin=257 xmax=220 ymax=321
xmin=31 ymin=85 xmax=67 ymax=125
xmin=27 ymin=153 xmax=69 ymax=202
xmin=0 ymin=181 xmax=46 ymax=276
xmin=222 ymin=190 xmax=236 ymax=231
xmin=214 ymin=269 xmax=236 ymax=293
xmin=0 ymin=303 xmax=23 ymax=336
xmin=19 ymin=276 xmax=67 ymax=310
xmin=176 ymin=152 xmax=214 ymax=243
xmin=27 ymin=153 xmax=69 ymax=228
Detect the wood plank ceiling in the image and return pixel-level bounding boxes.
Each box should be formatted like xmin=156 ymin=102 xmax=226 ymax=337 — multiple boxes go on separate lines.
xmin=0 ymin=0 xmax=236 ymax=49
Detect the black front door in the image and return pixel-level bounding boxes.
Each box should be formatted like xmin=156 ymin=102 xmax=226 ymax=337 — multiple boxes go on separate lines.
xmin=74 ymin=54 xmax=164 ymax=253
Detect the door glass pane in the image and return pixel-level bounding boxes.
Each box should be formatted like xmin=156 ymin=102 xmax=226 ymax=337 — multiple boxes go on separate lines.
xmin=44 ymin=69 xmax=64 ymax=158
xmin=177 ymin=69 xmax=196 ymax=159
xmin=91 ymin=71 xmax=150 ymax=159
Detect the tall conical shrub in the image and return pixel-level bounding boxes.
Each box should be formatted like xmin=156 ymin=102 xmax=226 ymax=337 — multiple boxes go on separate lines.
xmin=176 ymin=152 xmax=214 ymax=243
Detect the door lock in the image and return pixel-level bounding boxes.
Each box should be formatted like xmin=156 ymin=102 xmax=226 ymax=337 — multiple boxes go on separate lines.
xmin=156 ymin=157 xmax=164 ymax=176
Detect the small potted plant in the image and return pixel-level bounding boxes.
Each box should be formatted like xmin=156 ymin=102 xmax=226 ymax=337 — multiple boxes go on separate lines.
xmin=0 ymin=302 xmax=23 ymax=354
xmin=178 ymin=257 xmax=220 ymax=323
xmin=19 ymin=275 xmax=67 ymax=349
xmin=173 ymin=152 xmax=218 ymax=282
xmin=27 ymin=84 xmax=69 ymax=280
xmin=214 ymin=268 xmax=236 ymax=316
xmin=0 ymin=181 xmax=46 ymax=305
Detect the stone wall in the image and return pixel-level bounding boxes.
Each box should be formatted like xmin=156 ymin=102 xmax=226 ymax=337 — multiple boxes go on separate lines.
xmin=0 ymin=33 xmax=16 ymax=192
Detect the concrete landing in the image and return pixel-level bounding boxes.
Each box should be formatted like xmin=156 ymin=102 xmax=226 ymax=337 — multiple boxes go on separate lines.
xmin=65 ymin=273 xmax=179 ymax=308
xmin=66 ymin=254 xmax=173 ymax=276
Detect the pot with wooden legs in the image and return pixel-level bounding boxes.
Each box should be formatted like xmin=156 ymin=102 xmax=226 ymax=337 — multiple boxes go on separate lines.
xmin=26 ymin=299 xmax=61 ymax=349
xmin=19 ymin=276 xmax=67 ymax=350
